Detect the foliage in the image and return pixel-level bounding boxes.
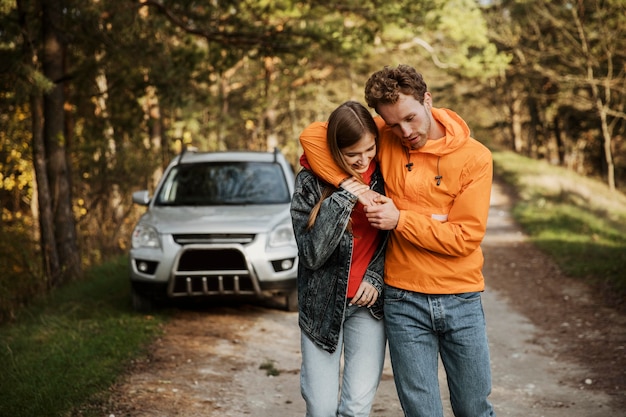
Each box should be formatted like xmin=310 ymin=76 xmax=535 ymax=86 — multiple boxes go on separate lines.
xmin=0 ymin=101 xmax=33 ymax=213
xmin=0 ymin=256 xmax=167 ymax=417
xmin=0 ymin=216 xmax=43 ymax=322
xmin=484 ymin=0 xmax=626 ymax=190
xmin=0 ymin=0 xmax=506 ymax=271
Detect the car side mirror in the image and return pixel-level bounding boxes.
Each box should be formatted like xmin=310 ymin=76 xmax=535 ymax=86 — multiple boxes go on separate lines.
xmin=132 ymin=190 xmax=151 ymax=206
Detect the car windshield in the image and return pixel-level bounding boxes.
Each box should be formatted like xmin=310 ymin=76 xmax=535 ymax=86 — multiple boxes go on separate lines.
xmin=155 ymin=161 xmax=291 ymax=206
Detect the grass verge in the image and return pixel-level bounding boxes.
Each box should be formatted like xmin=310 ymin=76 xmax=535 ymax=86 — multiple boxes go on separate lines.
xmin=0 ymin=256 xmax=168 ymax=417
xmin=493 ymin=150 xmax=626 ymax=301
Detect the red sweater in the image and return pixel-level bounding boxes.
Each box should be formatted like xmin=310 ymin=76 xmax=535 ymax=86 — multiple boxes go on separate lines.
xmin=346 ymin=161 xmax=380 ymax=298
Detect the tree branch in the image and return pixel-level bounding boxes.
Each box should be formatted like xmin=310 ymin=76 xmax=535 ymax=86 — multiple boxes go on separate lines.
xmin=397 ymin=37 xmax=458 ymax=69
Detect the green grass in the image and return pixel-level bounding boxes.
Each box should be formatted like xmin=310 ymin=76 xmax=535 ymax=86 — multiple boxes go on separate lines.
xmin=493 ymin=150 xmax=626 ymax=296
xmin=259 ymin=358 xmax=281 ymax=376
xmin=0 ymin=256 xmax=168 ymax=417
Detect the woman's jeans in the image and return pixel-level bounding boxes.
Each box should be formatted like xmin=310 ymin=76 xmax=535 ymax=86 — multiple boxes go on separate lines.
xmin=384 ymin=285 xmax=495 ymax=417
xmin=301 ymin=304 xmax=386 ymax=417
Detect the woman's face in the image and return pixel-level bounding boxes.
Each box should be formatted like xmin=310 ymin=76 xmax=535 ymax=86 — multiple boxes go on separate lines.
xmin=340 ymin=132 xmax=377 ymax=174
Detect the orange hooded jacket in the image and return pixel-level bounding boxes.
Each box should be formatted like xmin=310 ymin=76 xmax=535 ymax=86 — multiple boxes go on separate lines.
xmin=299 ymin=108 xmax=493 ymax=294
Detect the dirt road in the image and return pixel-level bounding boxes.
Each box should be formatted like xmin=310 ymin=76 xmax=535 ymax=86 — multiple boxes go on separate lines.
xmin=105 ymin=181 xmax=625 ymax=416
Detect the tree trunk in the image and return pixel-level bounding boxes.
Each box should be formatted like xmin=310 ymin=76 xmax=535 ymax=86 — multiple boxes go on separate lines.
xmin=527 ymin=97 xmax=542 ymax=159
xmin=17 ymin=0 xmax=60 ymax=288
xmin=597 ymin=101 xmax=616 ymax=191
xmin=571 ymin=4 xmax=617 ymax=191
xmin=553 ymin=111 xmax=565 ymax=166
xmin=263 ymin=56 xmax=278 ymax=152
xmin=147 ymin=86 xmax=166 ymax=180
xmin=31 ymin=82 xmax=61 ymax=288
xmin=42 ymin=0 xmax=82 ymax=285
xmin=509 ymin=93 xmax=524 ymax=153
xmin=218 ymin=74 xmax=230 ymax=151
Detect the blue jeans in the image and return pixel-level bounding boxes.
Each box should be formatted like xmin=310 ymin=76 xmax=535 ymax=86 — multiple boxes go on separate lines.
xmin=300 ymin=304 xmax=386 ymax=417
xmin=384 ymin=286 xmax=495 ymax=417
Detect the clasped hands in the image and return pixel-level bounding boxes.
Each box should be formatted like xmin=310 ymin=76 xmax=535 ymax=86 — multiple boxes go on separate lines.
xmin=340 ymin=177 xmax=399 ymax=230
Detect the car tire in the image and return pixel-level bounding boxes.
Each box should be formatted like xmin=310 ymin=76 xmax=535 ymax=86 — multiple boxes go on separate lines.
xmin=285 ymin=289 xmax=298 ymax=312
xmin=132 ymin=288 xmax=155 ymax=313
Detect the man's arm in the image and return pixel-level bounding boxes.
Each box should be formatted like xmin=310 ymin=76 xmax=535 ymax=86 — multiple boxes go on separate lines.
xmin=299 ymin=120 xmax=384 ymax=206
xmin=299 ymin=121 xmax=347 ymax=186
xmin=396 ymin=153 xmax=493 ymax=257
xmin=365 ymin=148 xmax=493 ymax=257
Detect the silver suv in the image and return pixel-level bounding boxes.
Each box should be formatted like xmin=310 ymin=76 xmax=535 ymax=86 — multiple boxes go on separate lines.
xmin=129 ymin=148 xmax=298 ymax=312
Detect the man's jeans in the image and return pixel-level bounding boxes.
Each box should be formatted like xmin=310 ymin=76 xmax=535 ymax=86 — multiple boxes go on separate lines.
xmin=384 ymin=285 xmax=495 ymax=417
xmin=300 ymin=304 xmax=386 ymax=417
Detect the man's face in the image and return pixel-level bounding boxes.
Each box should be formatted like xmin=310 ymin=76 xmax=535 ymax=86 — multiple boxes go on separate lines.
xmin=377 ymin=92 xmax=432 ymax=150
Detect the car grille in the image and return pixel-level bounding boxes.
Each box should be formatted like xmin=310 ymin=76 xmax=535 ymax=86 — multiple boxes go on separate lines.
xmin=168 ymin=241 xmax=260 ymax=298
xmin=173 ymin=234 xmax=255 ymax=245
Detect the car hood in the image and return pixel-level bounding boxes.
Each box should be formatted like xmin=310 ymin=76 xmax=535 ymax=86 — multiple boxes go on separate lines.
xmin=139 ymin=204 xmax=292 ymax=234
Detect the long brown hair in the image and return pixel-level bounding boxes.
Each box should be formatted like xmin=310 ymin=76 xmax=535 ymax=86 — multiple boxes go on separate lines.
xmin=306 ymin=101 xmax=378 ymax=230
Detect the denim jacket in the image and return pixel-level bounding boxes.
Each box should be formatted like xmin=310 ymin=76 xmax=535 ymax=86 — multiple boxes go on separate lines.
xmin=290 ymin=167 xmax=387 ymax=353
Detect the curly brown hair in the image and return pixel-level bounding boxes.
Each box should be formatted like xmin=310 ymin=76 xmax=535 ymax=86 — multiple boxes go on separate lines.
xmin=364 ymin=64 xmax=428 ymax=111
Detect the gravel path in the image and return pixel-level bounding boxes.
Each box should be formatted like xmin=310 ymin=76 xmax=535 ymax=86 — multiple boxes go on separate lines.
xmin=105 ymin=180 xmax=624 ymax=416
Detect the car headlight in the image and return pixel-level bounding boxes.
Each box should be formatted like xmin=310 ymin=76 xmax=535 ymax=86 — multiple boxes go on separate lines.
xmin=131 ymin=224 xmax=161 ymax=249
xmin=268 ymin=222 xmax=296 ymax=248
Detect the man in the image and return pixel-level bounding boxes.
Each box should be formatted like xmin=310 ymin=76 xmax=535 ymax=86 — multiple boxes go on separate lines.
xmin=299 ymin=64 xmax=495 ymax=417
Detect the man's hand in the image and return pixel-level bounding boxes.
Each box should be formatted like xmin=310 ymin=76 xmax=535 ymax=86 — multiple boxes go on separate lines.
xmin=363 ymin=195 xmax=400 ymax=230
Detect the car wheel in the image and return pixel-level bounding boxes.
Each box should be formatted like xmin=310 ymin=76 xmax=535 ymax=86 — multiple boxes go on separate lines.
xmin=132 ymin=288 xmax=155 ymax=313
xmin=285 ymin=289 xmax=298 ymax=312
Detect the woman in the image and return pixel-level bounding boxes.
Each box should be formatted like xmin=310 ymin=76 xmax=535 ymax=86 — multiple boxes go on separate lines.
xmin=290 ymin=101 xmax=387 ymax=417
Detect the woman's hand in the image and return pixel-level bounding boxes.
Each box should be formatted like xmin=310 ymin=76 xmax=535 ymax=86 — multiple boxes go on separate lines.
xmin=340 ymin=177 xmax=370 ymax=197
xmin=340 ymin=177 xmax=381 ymax=206
xmin=349 ymin=281 xmax=379 ymax=308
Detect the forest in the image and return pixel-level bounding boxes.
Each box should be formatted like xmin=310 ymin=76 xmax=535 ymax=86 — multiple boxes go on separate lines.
xmin=0 ymin=0 xmax=624 ymax=319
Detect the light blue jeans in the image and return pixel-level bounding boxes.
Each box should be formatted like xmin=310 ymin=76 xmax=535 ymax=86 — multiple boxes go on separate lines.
xmin=300 ymin=304 xmax=386 ymax=417
xmin=384 ymin=286 xmax=495 ymax=417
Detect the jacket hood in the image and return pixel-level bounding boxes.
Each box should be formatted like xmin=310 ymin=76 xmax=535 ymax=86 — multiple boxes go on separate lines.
xmin=414 ymin=107 xmax=471 ymax=157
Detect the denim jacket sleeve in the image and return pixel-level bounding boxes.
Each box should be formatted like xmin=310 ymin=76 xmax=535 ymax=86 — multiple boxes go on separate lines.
xmin=290 ymin=169 xmax=357 ymax=270
xmin=363 ymin=245 xmax=385 ymax=295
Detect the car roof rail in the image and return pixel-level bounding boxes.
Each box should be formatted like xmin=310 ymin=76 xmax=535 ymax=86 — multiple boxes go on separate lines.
xmin=273 ymin=147 xmax=279 ymax=163
xmin=176 ymin=145 xmax=198 ymax=166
